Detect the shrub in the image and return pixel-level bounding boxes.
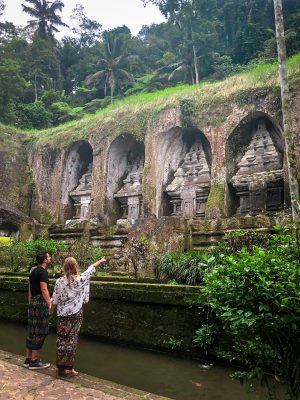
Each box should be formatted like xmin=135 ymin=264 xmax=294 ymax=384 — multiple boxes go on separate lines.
xmin=226 ymin=229 xmax=272 ymax=253
xmin=0 ymin=239 xmax=67 ymax=272
xmin=16 ymin=101 xmax=52 ymax=129
xmin=0 ymin=236 xmax=12 ymax=246
xmin=195 ymin=228 xmax=300 ymax=400
xmin=157 ymin=251 xmax=215 ymax=285
xmin=50 ymin=102 xmax=82 ymax=125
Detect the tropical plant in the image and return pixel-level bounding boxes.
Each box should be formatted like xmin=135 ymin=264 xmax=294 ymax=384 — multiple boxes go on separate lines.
xmin=0 ymin=59 xmax=27 ymax=124
xmin=85 ymin=31 xmax=135 ymax=103
xmin=27 ymin=33 xmax=62 ymax=101
xmin=21 ymin=0 xmax=68 ymax=38
xmin=195 ymin=227 xmax=300 ymax=400
xmin=157 ymin=251 xmax=214 ymax=285
xmin=0 ymin=239 xmax=67 ymax=272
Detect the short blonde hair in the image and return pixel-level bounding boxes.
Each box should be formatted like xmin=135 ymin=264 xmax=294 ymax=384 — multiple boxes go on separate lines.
xmin=63 ymin=257 xmax=80 ymax=286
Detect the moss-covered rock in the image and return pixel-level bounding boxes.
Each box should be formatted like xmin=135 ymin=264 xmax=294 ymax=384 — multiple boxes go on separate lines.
xmin=0 ymin=276 xmax=203 ymax=354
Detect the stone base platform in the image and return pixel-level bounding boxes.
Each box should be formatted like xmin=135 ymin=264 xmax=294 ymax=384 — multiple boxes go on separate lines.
xmin=0 ymin=350 xmax=170 ymax=400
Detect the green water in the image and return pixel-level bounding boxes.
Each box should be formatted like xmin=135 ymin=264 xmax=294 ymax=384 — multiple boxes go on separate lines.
xmin=0 ymin=321 xmax=282 ymax=400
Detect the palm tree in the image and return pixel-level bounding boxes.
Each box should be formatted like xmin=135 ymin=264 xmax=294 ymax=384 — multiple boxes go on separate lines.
xmin=85 ymin=31 xmax=134 ymax=103
xmin=21 ymin=0 xmax=68 ymax=38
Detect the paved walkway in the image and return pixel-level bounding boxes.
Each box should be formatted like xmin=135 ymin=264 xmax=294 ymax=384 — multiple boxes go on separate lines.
xmin=0 ymin=351 xmax=170 ymax=400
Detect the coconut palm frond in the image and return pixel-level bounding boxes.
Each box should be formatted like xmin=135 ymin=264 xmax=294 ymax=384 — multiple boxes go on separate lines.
xmin=168 ymin=64 xmax=189 ymax=81
xmin=85 ymin=70 xmax=107 ymax=86
xmin=118 ymin=69 xmax=134 ymax=81
xmin=22 ymin=0 xmax=68 ymax=37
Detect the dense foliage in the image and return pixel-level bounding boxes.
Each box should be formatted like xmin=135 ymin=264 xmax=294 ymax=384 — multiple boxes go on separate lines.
xmin=157 ymin=251 xmax=214 ymax=285
xmin=0 ymin=238 xmax=67 ymax=272
xmin=195 ymin=227 xmax=300 ymax=400
xmin=0 ymin=0 xmax=299 ymax=128
xmin=0 ymin=238 xmax=104 ymax=273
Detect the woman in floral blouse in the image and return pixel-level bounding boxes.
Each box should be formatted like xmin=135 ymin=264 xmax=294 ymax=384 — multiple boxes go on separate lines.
xmin=50 ymin=256 xmax=106 ymax=377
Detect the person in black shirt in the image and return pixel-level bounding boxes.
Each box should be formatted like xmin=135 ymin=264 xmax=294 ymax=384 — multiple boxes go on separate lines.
xmin=24 ymin=249 xmax=52 ymax=370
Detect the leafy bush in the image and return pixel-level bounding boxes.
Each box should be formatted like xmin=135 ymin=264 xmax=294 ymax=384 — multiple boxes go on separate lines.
xmin=157 ymin=252 xmax=215 ymax=285
xmin=210 ymin=53 xmax=245 ymax=80
xmin=195 ymin=228 xmax=300 ymax=400
xmin=0 ymin=236 xmax=12 ymax=246
xmin=16 ymin=101 xmax=52 ymax=129
xmin=50 ymin=102 xmax=82 ymax=125
xmin=226 ymin=229 xmax=273 ymax=253
xmin=0 ymin=239 xmax=67 ymax=272
xmin=41 ymin=89 xmax=64 ymax=107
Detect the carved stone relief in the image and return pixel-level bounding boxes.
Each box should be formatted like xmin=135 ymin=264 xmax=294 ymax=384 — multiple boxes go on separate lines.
xmin=114 ymin=156 xmax=144 ymax=222
xmin=166 ymin=139 xmax=211 ymax=218
xmin=69 ymin=163 xmax=92 ymax=220
xmin=231 ymin=120 xmax=284 ymax=215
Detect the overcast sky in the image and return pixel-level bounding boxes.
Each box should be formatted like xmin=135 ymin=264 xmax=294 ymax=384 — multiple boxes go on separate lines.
xmin=3 ymin=0 xmax=166 ymax=37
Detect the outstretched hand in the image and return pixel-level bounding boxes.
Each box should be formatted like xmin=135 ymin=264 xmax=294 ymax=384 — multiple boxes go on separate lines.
xmin=94 ymin=257 xmax=107 ymax=267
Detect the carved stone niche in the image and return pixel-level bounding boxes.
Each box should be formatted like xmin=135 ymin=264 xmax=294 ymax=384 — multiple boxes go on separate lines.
xmin=114 ymin=156 xmax=144 ymax=222
xmin=165 ymin=139 xmax=211 ymax=218
xmin=69 ymin=163 xmax=92 ymax=220
xmin=231 ymin=120 xmax=284 ymax=215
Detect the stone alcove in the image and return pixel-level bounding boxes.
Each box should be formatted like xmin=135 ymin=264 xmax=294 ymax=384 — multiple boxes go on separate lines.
xmin=157 ymin=128 xmax=212 ymax=218
xmin=107 ymin=134 xmax=145 ymax=222
xmin=62 ymin=141 xmax=93 ymax=221
xmin=225 ymin=113 xmax=285 ymax=216
xmin=0 ymin=220 xmax=18 ymax=239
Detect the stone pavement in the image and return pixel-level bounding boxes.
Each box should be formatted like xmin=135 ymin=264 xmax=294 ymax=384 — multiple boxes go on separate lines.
xmin=0 ymin=350 xmax=170 ymax=400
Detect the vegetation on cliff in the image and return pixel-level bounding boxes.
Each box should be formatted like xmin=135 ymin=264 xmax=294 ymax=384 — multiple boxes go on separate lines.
xmin=0 ymin=0 xmax=300 ymax=129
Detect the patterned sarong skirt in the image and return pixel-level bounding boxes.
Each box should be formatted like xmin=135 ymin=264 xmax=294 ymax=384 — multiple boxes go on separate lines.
xmin=56 ymin=309 xmax=83 ymax=370
xmin=26 ymin=294 xmax=49 ymax=350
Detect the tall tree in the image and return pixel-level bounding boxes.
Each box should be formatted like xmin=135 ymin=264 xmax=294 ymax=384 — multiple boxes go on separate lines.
xmin=27 ymin=34 xmax=61 ymax=101
xmin=85 ymin=31 xmax=134 ymax=103
xmin=143 ymin=0 xmax=217 ymax=84
xmin=274 ymin=0 xmax=300 ymax=238
xmin=0 ymin=59 xmax=27 ymax=124
xmin=70 ymin=4 xmax=102 ymax=47
xmin=21 ymin=0 xmax=68 ymax=38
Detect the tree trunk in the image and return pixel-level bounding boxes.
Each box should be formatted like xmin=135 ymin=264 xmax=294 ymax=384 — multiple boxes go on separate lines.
xmin=274 ymin=0 xmax=300 ymax=234
xmin=192 ymin=44 xmax=199 ymax=84
xmin=110 ymin=85 xmax=114 ymax=104
xmin=34 ymin=72 xmax=38 ymax=102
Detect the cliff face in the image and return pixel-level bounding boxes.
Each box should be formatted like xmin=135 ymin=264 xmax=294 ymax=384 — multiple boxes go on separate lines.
xmin=0 ymin=61 xmax=300 ymax=237
xmin=0 ymin=126 xmax=32 ymax=218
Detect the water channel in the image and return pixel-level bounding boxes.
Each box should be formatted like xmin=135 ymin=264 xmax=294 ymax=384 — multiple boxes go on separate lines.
xmin=0 ymin=321 xmax=280 ymax=400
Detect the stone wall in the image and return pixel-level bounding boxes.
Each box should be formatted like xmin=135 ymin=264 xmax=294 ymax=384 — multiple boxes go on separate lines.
xmin=0 ymin=276 xmax=203 ymax=354
xmin=0 ymin=80 xmax=299 ymax=236
xmin=0 ymin=127 xmax=36 ymax=239
xmin=25 ymin=85 xmax=299 ymax=227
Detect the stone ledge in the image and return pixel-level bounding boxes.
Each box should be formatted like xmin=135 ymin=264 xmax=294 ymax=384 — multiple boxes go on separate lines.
xmin=0 ymin=278 xmax=200 ymax=306
xmin=0 ymin=349 xmax=171 ymax=400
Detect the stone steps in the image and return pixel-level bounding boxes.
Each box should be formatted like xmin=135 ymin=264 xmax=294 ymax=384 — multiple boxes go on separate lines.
xmin=90 ymin=234 xmax=127 ymax=254
xmin=191 ymin=230 xmax=225 ymax=250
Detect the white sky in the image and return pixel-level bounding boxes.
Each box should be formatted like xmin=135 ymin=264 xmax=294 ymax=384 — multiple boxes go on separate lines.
xmin=3 ymin=0 xmax=166 ymax=37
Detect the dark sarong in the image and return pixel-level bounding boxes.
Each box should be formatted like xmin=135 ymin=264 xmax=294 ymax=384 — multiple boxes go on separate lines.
xmin=56 ymin=309 xmax=83 ymax=371
xmin=26 ymin=295 xmax=49 ymax=350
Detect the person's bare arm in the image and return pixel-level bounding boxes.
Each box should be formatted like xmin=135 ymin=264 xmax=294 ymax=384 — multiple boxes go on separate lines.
xmin=28 ymin=284 xmax=31 ymax=302
xmin=40 ymin=282 xmax=51 ymax=312
xmin=93 ymin=257 xmax=107 ymax=267
xmin=49 ymin=302 xmax=56 ymax=315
